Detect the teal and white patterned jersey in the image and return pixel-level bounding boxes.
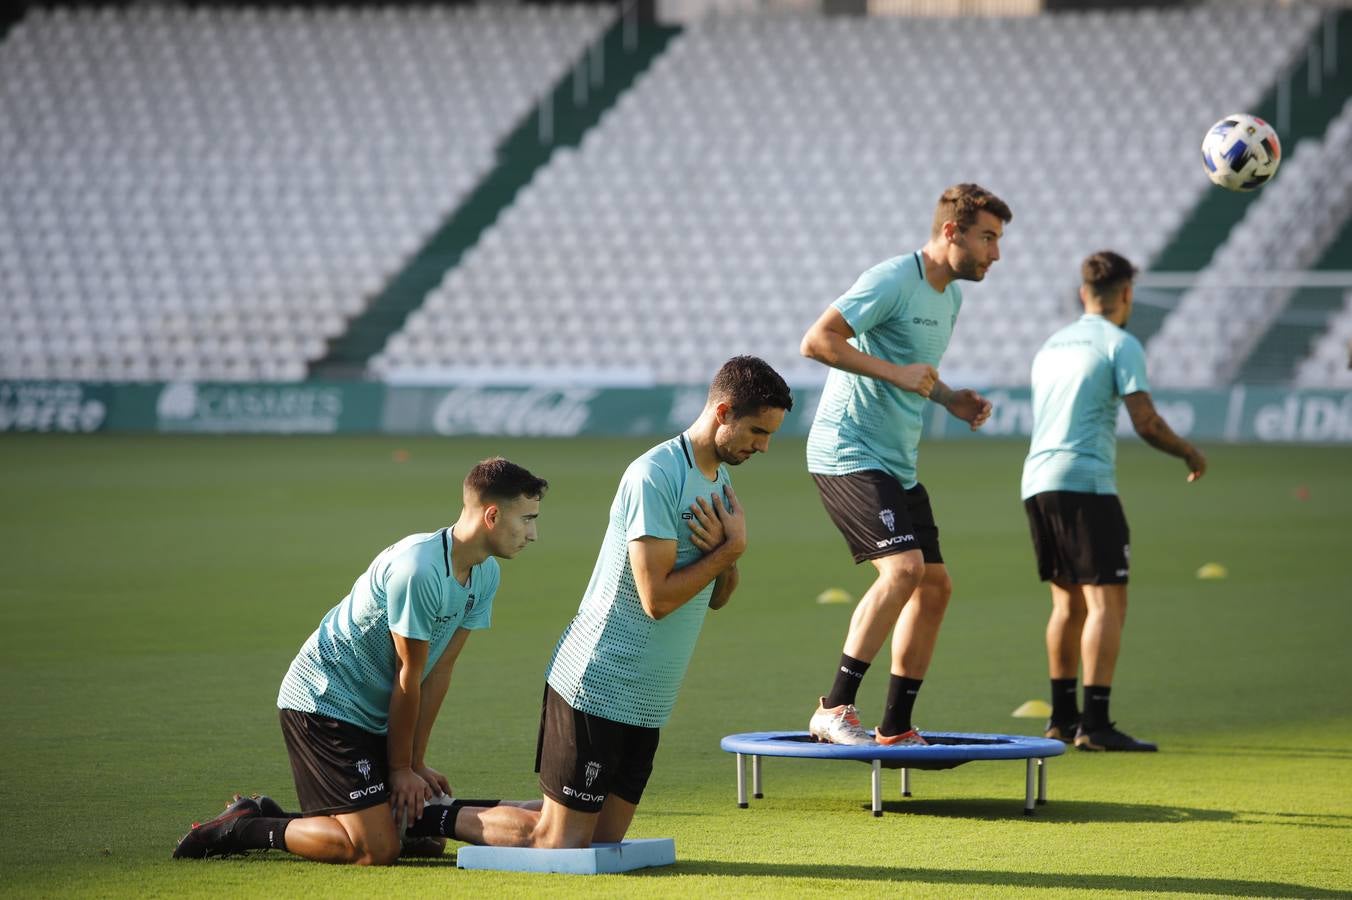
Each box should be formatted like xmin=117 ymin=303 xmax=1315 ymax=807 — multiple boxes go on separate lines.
xmin=277 ymin=529 xmax=498 ymax=734
xmin=546 ymin=434 xmax=730 ymax=728
xmin=1021 ymin=314 xmax=1151 ymax=499
xmin=807 ymin=251 xmax=962 ymax=489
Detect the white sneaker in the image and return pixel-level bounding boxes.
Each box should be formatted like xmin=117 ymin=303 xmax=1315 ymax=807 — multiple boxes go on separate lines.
xmin=808 ymin=697 xmax=874 ymax=745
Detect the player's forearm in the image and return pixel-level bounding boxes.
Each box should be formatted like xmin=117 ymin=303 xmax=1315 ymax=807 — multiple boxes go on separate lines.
xmin=928 ymin=380 xmax=954 ymax=407
xmin=1135 ymin=413 xmax=1193 ymax=459
xmin=386 ymin=675 xmax=422 ymax=771
xmin=410 ymin=667 xmax=452 ymax=768
xmin=709 ymin=564 xmax=739 ymax=610
xmin=641 ymin=542 xmax=743 ymax=620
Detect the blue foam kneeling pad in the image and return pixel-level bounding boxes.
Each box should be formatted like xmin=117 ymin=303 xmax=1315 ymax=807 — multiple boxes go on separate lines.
xmin=456 ymin=838 xmax=676 ymax=874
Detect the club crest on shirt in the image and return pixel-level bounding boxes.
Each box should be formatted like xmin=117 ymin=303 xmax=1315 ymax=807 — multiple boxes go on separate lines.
xmin=464 ymin=592 xmax=476 ymax=616
xmin=878 ymin=508 xmax=896 ymax=533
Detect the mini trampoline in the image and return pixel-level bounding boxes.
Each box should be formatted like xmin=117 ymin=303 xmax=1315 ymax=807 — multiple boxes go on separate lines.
xmin=719 ymin=731 xmax=1067 ymax=817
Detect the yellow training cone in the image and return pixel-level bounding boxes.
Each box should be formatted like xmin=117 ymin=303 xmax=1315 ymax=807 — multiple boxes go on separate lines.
xmin=1196 ymin=562 xmax=1229 ymax=580
xmin=816 ymin=587 xmax=854 ymax=605
xmin=1012 ymin=699 xmax=1052 ymax=719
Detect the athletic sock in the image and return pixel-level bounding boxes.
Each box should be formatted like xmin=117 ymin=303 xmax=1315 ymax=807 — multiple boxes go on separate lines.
xmin=1051 ymin=677 xmax=1079 ymax=723
xmin=1083 ymin=684 xmax=1112 ymax=732
xmin=235 ymin=817 xmax=290 ymax=852
xmin=823 ymin=654 xmax=871 ymax=709
xmin=877 ymin=676 xmax=924 ymax=737
xmin=405 ymin=799 xmax=502 ymax=839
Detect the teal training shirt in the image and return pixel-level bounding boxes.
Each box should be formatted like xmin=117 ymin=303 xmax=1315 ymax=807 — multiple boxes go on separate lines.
xmin=277 ymin=529 xmax=498 ymax=734
xmin=807 ymin=251 xmax=962 ymax=489
xmin=1022 ymin=314 xmax=1151 ymax=499
xmin=546 ymin=434 xmax=730 ymax=728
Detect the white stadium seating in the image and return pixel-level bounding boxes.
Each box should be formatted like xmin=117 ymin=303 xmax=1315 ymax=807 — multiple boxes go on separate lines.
xmin=3 ymin=4 xmax=1345 ymax=387
xmin=373 ymin=4 xmax=1321 ymax=386
xmin=0 ymin=4 xmax=610 ymax=381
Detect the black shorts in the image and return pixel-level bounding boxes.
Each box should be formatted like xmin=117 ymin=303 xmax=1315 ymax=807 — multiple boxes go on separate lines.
xmin=812 ymin=471 xmax=943 ymax=564
xmin=534 ymin=685 xmax=660 ymax=814
xmin=279 ymin=708 xmax=390 ymax=816
xmin=1023 ymin=491 xmax=1130 ymax=585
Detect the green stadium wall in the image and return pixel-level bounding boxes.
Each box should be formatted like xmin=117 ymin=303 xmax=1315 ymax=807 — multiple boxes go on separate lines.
xmin=3 ymin=381 xmax=1352 ymax=444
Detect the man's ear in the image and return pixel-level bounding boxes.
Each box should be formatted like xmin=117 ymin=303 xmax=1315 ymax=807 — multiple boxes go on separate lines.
xmin=714 ymin=400 xmax=733 ymax=426
xmin=483 ymin=503 xmax=499 ymax=529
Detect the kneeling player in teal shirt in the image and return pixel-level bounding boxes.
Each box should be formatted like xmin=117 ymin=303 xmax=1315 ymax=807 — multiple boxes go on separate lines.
xmin=1023 ymin=251 xmax=1206 ymax=752
xmin=458 ymin=356 xmax=794 ymax=849
xmin=173 ymin=458 xmax=547 ymax=864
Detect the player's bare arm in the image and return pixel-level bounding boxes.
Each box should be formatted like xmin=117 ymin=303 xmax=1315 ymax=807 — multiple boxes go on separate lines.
xmin=929 ymin=381 xmax=992 ymax=430
xmin=1124 ymin=392 xmax=1207 ymax=481
xmin=800 ymin=307 xmax=939 ymax=398
xmin=388 ymin=631 xmax=433 ymax=828
xmin=708 ymin=564 xmax=739 ymax=611
xmin=409 ymin=627 xmax=471 ymax=798
xmin=630 ymin=488 xmax=747 ymax=620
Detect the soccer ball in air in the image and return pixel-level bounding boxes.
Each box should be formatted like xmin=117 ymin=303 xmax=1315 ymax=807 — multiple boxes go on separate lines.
xmin=1201 ymin=114 xmax=1281 ymax=191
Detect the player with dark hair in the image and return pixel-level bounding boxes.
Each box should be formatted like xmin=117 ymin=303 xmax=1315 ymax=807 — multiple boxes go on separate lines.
xmin=1024 ymin=250 xmax=1206 ymax=752
xmin=453 ymin=355 xmax=793 ymax=849
xmin=801 ymin=183 xmax=1011 ymax=746
xmin=173 ymin=458 xmax=548 ymax=863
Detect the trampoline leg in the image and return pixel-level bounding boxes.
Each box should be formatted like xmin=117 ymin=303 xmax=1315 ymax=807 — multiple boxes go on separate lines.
xmin=871 ymin=759 xmax=882 ymax=817
xmin=736 ymin=753 xmax=748 ymax=809
xmin=752 ymin=754 xmax=763 ymax=800
xmin=1024 ymin=758 xmax=1036 ymax=815
xmin=1037 ymin=757 xmax=1047 ymax=806
xmin=901 ymin=767 xmax=912 ymax=798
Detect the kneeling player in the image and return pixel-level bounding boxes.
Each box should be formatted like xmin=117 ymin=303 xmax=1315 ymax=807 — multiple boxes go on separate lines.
xmin=459 ymin=356 xmax=793 ymax=848
xmin=173 ymin=458 xmax=547 ymax=863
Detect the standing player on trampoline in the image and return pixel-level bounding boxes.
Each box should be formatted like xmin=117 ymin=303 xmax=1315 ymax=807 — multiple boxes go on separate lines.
xmin=1023 ymin=250 xmax=1206 ymax=752
xmin=801 ymin=183 xmax=1011 ymax=746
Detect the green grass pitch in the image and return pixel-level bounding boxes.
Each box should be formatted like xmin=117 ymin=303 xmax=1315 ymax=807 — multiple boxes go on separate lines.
xmin=2 ymin=434 xmax=1349 ymax=898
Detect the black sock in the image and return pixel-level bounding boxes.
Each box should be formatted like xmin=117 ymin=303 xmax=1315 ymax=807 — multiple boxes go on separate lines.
xmin=878 ymin=676 xmax=923 ymax=737
xmin=235 ymin=817 xmax=290 ymax=851
xmin=824 ymin=654 xmax=870 ymax=708
xmin=1051 ymin=677 xmax=1079 ymax=723
xmin=406 ymin=799 xmax=501 ymax=839
xmin=1083 ymin=684 xmax=1112 ymax=731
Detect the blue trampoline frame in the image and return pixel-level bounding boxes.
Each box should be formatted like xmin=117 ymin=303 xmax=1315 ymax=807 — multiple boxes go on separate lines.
xmin=719 ymin=731 xmax=1067 ymax=817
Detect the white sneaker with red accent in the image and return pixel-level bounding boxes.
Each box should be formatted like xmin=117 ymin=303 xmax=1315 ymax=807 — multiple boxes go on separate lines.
xmin=808 ymin=697 xmax=875 ymax=745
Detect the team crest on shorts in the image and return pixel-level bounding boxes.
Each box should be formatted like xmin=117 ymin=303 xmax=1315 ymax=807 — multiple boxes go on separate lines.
xmin=356 ymin=758 xmax=372 ymax=781
xmin=584 ymin=760 xmax=602 ymax=788
xmin=878 ymin=508 xmax=896 ymax=533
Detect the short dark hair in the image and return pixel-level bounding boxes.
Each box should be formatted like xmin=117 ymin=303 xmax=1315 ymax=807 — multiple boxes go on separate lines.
xmin=930 ymin=183 xmax=1013 ymax=238
xmin=464 ymin=457 xmax=548 ymax=505
xmin=1081 ymin=250 xmax=1137 ymax=302
xmin=709 ymin=355 xmax=793 ymax=418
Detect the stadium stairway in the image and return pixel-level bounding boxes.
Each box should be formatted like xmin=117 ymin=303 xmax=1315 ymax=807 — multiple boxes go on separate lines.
xmin=1236 ymin=214 xmax=1352 ymax=384
xmin=310 ymin=7 xmax=680 ymax=379
xmin=1130 ymin=7 xmax=1352 ymax=348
